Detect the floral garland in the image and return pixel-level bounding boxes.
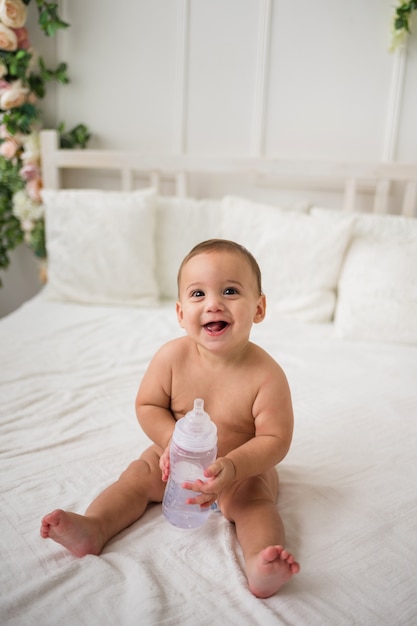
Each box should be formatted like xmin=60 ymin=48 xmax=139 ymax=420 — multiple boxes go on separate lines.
xmin=0 ymin=0 xmax=89 ymax=284
xmin=390 ymin=1 xmax=417 ymax=50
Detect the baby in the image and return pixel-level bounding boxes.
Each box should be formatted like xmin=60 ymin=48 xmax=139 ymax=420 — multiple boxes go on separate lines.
xmin=41 ymin=239 xmax=300 ymax=598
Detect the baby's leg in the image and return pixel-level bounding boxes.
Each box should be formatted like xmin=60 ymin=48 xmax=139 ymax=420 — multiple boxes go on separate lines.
xmin=219 ymin=469 xmax=299 ymax=598
xmin=40 ymin=445 xmax=165 ymax=557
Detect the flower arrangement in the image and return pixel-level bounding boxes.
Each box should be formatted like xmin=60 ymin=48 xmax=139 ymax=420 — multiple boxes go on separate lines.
xmin=0 ymin=0 xmax=89 ymax=285
xmin=390 ymin=1 xmax=417 ymax=51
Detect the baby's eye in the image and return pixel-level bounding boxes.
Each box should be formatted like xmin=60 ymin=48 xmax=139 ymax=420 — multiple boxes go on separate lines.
xmin=224 ymin=287 xmax=239 ymax=296
xmin=191 ymin=289 xmax=205 ymax=298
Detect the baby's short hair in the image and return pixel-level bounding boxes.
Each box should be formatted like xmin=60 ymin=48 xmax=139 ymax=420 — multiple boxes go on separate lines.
xmin=177 ymin=239 xmax=263 ymax=296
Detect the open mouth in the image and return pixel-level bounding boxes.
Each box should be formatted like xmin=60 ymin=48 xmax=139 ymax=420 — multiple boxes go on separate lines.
xmin=204 ymin=321 xmax=229 ymax=334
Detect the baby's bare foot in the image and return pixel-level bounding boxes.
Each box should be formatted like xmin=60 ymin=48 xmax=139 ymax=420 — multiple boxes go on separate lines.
xmin=40 ymin=509 xmax=104 ymax=558
xmin=247 ymin=545 xmax=300 ymax=598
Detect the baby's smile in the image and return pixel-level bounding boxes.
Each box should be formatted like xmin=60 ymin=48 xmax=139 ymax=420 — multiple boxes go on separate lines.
xmin=204 ymin=321 xmax=229 ymax=334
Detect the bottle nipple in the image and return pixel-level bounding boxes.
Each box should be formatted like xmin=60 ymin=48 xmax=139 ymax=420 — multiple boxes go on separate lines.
xmin=173 ymin=398 xmax=217 ymax=451
xmin=185 ymin=398 xmax=208 ymax=433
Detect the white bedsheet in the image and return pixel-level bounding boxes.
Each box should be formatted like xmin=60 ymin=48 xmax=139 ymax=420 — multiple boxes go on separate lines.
xmin=1 ymin=293 xmax=416 ymax=625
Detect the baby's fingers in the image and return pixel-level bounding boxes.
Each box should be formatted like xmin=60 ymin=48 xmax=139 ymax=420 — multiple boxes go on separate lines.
xmin=182 ymin=479 xmax=216 ymax=500
xmin=159 ymin=456 xmax=170 ymax=482
xmin=204 ymin=457 xmax=236 ymax=484
xmin=187 ymin=495 xmax=216 ymax=508
xmin=182 ymin=478 xmax=208 ymax=493
xmin=203 ymin=460 xmax=222 ymax=479
xmin=184 ymin=488 xmax=216 ymax=508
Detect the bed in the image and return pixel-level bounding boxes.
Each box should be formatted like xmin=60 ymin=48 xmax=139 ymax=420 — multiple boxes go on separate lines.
xmin=1 ymin=130 xmax=417 ymax=625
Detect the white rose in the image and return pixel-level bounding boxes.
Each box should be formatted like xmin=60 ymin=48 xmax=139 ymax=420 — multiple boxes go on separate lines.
xmin=12 ymin=189 xmax=44 ymax=222
xmin=0 ymin=79 xmax=28 ymax=110
xmin=0 ymin=0 xmax=27 ymax=29
xmin=0 ymin=22 xmax=17 ymax=51
xmin=21 ymin=132 xmax=41 ymax=164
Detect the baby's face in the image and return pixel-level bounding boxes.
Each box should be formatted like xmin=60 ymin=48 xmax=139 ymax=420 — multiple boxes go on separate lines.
xmin=176 ymin=251 xmax=265 ymax=355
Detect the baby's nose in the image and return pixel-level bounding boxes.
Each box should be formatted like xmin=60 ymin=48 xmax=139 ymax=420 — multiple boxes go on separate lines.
xmin=206 ymin=294 xmax=224 ymax=311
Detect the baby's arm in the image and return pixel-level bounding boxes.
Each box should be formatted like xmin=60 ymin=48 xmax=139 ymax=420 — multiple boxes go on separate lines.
xmin=135 ymin=342 xmax=177 ymax=450
xmin=227 ymin=361 xmax=293 ymax=478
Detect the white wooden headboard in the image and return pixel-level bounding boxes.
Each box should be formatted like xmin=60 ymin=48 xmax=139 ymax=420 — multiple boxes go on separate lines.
xmin=40 ymin=130 xmax=417 ymax=217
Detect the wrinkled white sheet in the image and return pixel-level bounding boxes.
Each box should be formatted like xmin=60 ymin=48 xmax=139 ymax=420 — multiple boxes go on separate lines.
xmin=1 ymin=293 xmax=416 ymax=626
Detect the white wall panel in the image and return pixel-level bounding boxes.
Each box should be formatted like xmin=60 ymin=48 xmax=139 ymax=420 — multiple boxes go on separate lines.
xmin=35 ymin=0 xmax=417 ymax=163
xmin=396 ymin=32 xmax=417 ymax=162
xmin=58 ymin=0 xmax=178 ymax=151
xmin=265 ymin=0 xmax=394 ymax=160
xmin=186 ymin=0 xmax=259 ymax=155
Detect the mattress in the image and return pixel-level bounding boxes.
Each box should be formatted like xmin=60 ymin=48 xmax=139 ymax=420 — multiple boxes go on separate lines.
xmin=1 ymin=292 xmax=416 ymax=625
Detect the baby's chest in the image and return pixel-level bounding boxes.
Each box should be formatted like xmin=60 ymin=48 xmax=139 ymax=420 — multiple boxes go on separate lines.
xmin=171 ymin=370 xmax=257 ymax=432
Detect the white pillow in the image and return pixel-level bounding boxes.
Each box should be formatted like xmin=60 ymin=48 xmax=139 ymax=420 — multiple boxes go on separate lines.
xmin=155 ymin=197 xmax=223 ymax=299
xmin=335 ymin=235 xmax=417 ymax=344
xmin=43 ymin=188 xmax=158 ymax=306
xmin=311 ymin=207 xmax=417 ymax=239
xmin=221 ymin=196 xmax=353 ymax=322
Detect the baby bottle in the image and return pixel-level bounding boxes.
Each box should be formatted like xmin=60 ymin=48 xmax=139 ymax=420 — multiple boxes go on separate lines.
xmin=162 ymin=398 xmax=217 ymax=529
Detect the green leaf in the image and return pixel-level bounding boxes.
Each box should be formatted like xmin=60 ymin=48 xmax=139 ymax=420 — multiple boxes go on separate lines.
xmin=36 ymin=2 xmax=70 ymax=37
xmin=29 ymin=220 xmax=46 ymax=259
xmin=0 ymin=156 xmax=24 ymax=275
xmin=2 ymin=49 xmax=33 ymax=78
xmin=59 ymin=123 xmax=91 ymax=149
xmin=2 ymin=104 xmax=39 ymax=135
xmin=38 ymin=58 xmax=70 ymax=85
xmin=395 ymin=16 xmax=409 ymax=31
xmin=27 ymin=74 xmax=46 ymax=99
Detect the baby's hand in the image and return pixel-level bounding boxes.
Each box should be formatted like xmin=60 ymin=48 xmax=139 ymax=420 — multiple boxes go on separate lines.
xmin=159 ymin=445 xmax=170 ymax=482
xmin=182 ymin=457 xmax=236 ymax=508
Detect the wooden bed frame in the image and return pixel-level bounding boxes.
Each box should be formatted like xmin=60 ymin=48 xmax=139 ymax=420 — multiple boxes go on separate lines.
xmin=40 ymin=129 xmax=417 ymax=217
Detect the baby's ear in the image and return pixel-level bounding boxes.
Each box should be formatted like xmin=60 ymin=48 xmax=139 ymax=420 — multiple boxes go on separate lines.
xmin=176 ymin=301 xmax=185 ymax=327
xmin=254 ymin=294 xmax=266 ymax=324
